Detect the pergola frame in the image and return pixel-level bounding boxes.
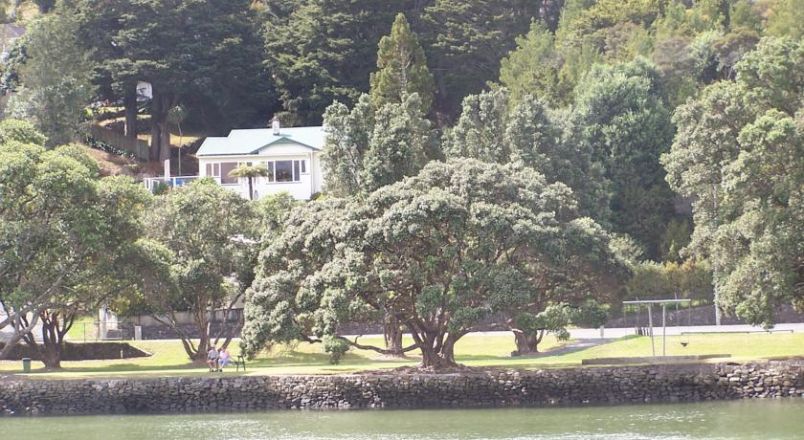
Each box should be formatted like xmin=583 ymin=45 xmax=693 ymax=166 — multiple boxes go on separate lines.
xmin=622 ymin=299 xmax=692 ymax=357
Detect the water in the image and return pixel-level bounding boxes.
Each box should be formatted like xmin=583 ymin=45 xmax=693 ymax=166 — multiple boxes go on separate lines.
xmin=1 ymin=400 xmax=802 ymax=439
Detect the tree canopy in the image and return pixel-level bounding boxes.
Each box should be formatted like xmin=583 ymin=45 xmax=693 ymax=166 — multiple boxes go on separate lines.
xmin=0 ymin=137 xmax=151 ymax=366
xmin=662 ymin=37 xmax=804 ymax=326
xmin=242 ymin=159 xmax=626 ymax=368
xmin=370 ymin=13 xmax=435 ymax=114
xmin=135 ymin=180 xmax=262 ymax=361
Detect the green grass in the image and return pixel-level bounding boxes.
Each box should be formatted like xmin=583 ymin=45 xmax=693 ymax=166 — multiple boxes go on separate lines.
xmin=1 ymin=332 xmax=802 ymax=379
xmin=65 ymin=316 xmax=97 ymax=342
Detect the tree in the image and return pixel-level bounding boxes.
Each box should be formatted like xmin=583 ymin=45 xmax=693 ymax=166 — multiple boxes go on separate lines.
xmin=370 ymin=13 xmax=435 ymax=113
xmin=263 ymin=0 xmax=410 ymax=124
xmin=322 ymin=93 xmax=435 ymax=197
xmin=242 ymin=159 xmax=624 ymax=368
xmin=499 ymin=21 xmax=563 ymax=107
xmin=0 ymin=142 xmax=151 ymax=367
xmin=421 ymin=0 xmax=540 ymax=118
xmin=662 ymin=37 xmax=804 ymax=326
xmin=230 ymin=164 xmax=270 ymax=201
xmin=321 ymin=95 xmax=374 ymax=197
xmin=7 ymin=10 xmax=95 ymax=146
xmin=140 ymin=180 xmax=260 ymax=361
xmin=71 ymin=0 xmax=269 ymax=160
xmin=508 ymin=216 xmax=627 ymax=355
xmin=360 ymin=93 xmax=433 ymax=193
xmin=0 ymin=119 xmax=47 ymax=146
xmin=765 ymin=0 xmax=804 ymax=39
xmin=569 ymin=59 xmax=677 ymax=259
xmin=443 ymin=89 xmax=609 ymax=220
xmin=442 ymin=88 xmax=510 ymax=163
xmin=321 ymin=93 xmax=434 ymax=355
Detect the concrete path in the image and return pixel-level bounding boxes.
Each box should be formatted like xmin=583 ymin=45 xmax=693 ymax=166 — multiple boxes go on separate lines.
xmin=468 ymin=323 xmax=804 ymax=342
xmin=570 ymin=322 xmax=804 ymax=340
xmin=525 ymin=338 xmax=615 ymax=357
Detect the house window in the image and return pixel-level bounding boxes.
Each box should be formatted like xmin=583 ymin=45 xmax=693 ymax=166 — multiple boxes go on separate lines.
xmin=220 ymin=162 xmax=238 ymax=184
xmin=205 ymin=163 xmax=220 ymax=177
xmin=258 ymin=160 xmax=306 ymax=183
xmin=275 ymin=160 xmax=294 ymax=182
xmin=205 ymin=162 xmax=238 ymax=183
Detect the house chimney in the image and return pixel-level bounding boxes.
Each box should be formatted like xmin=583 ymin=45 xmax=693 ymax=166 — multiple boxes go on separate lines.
xmin=271 ymin=116 xmax=281 ymax=136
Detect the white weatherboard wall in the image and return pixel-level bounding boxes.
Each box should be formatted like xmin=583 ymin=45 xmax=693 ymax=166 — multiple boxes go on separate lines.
xmin=197 ymin=131 xmax=327 ymax=201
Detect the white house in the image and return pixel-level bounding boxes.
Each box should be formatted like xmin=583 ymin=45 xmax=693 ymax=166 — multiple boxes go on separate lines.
xmin=194 ymin=122 xmax=327 ymax=200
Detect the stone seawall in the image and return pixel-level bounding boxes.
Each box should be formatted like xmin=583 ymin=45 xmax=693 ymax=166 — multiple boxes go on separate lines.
xmin=1 ymin=361 xmax=801 ymax=416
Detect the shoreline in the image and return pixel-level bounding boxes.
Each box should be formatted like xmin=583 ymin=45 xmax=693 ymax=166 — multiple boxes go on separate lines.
xmin=0 ymin=360 xmax=801 ymax=417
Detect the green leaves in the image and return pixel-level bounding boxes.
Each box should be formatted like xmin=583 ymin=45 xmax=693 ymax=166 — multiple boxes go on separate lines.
xmin=243 ymin=158 xmax=625 ymax=366
xmin=322 ymin=93 xmax=434 ymax=197
xmin=0 ymin=136 xmax=150 ymax=350
xmin=370 ymin=13 xmax=435 ymax=113
xmin=663 ymin=37 xmax=804 ymax=326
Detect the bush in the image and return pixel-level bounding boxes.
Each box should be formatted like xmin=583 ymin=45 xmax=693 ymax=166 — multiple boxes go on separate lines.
xmin=323 ymin=335 xmax=350 ymax=365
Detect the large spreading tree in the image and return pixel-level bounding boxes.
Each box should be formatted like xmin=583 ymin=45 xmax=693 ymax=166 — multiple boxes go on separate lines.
xmin=0 ymin=136 xmax=151 ymax=368
xmin=242 ymin=159 xmax=624 ymax=368
xmin=135 ymin=180 xmax=262 ymax=361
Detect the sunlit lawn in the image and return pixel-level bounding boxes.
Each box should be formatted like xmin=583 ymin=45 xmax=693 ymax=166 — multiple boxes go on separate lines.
xmin=1 ymin=332 xmax=802 ymax=379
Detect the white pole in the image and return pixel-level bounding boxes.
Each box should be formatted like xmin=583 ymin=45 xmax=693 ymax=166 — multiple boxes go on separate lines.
xmin=648 ymin=304 xmax=655 ymax=357
xmin=662 ymin=304 xmax=667 ymax=357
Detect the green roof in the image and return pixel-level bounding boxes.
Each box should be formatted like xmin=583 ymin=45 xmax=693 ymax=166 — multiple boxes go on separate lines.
xmin=196 ymin=126 xmax=326 ymax=156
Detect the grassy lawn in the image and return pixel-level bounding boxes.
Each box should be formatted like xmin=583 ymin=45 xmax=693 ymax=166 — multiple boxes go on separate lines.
xmin=1 ymin=332 xmax=802 ymax=379
xmin=64 ymin=316 xmax=97 ymax=342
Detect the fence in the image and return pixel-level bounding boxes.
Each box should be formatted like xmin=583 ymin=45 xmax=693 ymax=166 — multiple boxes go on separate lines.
xmin=88 ymin=124 xmax=150 ymax=161
xmin=142 ymin=176 xmax=220 ymax=193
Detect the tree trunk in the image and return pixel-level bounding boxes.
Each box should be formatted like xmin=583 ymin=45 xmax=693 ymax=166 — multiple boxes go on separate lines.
xmin=414 ymin=331 xmax=459 ymax=369
xmin=511 ymin=330 xmax=543 ymax=356
xmin=124 ymin=87 xmax=138 ymax=140
xmin=149 ymin=91 xmax=172 ymax=162
xmin=383 ymin=313 xmax=404 ymax=357
xmin=248 ymin=177 xmax=254 ymax=200
xmin=24 ymin=310 xmax=73 ymax=370
xmin=419 ymin=344 xmax=457 ymax=369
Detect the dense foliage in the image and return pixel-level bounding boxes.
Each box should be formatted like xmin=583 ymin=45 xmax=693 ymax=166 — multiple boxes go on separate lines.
xmin=663 ymin=37 xmax=803 ymax=326
xmin=242 ymin=160 xmax=627 ymax=367
xmin=2 ymin=0 xmax=802 ymax=366
xmin=0 ymin=126 xmax=150 ymax=367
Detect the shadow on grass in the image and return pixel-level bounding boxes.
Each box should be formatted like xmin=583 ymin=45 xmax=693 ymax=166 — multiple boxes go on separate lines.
xmin=248 ymin=351 xmax=415 ymax=368
xmin=21 ymin=362 xmax=201 ymax=375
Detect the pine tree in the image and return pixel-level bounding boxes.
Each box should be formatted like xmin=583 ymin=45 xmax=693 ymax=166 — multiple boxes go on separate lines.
xmin=361 ymin=93 xmax=432 ymax=193
xmin=370 ymin=13 xmax=435 ymax=114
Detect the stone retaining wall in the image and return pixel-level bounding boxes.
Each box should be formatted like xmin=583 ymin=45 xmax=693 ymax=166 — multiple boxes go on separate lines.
xmin=1 ymin=360 xmax=801 ymax=416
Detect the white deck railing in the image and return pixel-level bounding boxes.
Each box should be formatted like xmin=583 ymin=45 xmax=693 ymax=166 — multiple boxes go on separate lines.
xmin=142 ymin=176 xmax=221 ymax=193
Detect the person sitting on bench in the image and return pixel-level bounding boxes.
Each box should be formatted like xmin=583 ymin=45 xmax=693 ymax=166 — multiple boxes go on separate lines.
xmin=207 ymin=346 xmax=219 ymax=372
xmin=218 ymin=348 xmax=230 ymax=370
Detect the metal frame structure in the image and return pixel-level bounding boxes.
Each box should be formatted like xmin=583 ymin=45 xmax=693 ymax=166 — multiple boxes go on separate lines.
xmin=622 ymin=299 xmax=692 ymax=357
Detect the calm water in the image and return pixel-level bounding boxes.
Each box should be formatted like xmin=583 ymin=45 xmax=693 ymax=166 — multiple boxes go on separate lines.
xmin=1 ymin=400 xmax=802 ymax=439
